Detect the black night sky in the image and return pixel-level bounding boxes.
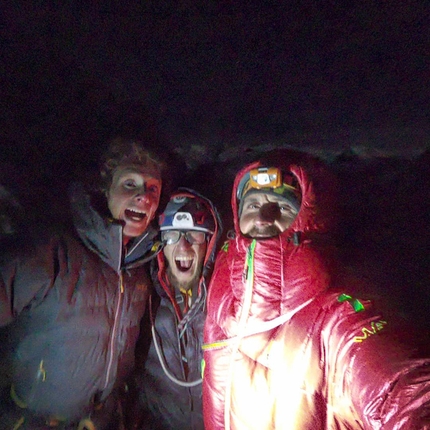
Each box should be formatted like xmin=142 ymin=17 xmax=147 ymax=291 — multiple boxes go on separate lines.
xmin=1 ymin=1 xmax=429 ymax=172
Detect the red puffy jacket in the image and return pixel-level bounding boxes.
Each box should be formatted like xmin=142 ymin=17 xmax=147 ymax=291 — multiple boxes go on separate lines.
xmin=203 ymin=150 xmax=430 ymax=429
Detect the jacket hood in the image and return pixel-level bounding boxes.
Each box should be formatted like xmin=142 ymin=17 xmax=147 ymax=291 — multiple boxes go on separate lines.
xmin=155 ymin=188 xmax=223 ymax=328
xmin=69 ymin=182 xmax=159 ymax=272
xmin=232 ymin=148 xmax=338 ymax=242
xmin=220 ymin=149 xmax=339 ymax=325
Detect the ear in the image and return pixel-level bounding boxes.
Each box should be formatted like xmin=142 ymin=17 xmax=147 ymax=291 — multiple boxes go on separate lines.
xmin=104 ymin=189 xmax=112 ymax=211
xmin=104 ymin=184 xmax=111 ymax=200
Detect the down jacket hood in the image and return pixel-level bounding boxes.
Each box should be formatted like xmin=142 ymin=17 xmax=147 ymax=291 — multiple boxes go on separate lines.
xmin=155 ymin=188 xmax=223 ymax=329
xmin=218 ymin=149 xmax=339 ymax=323
xmin=232 ymin=148 xmax=339 ymax=240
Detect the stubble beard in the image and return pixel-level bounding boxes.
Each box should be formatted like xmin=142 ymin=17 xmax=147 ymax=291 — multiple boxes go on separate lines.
xmin=247 ymin=225 xmax=280 ymax=238
xmin=166 ymin=266 xmax=201 ymax=292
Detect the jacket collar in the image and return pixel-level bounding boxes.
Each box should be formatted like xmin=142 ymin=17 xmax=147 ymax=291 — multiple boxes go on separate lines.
xmin=69 ymin=182 xmax=158 ymax=272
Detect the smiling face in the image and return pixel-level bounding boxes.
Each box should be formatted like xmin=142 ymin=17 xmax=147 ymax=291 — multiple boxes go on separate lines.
xmin=107 ymin=164 xmax=162 ymax=244
xmin=239 ymin=192 xmax=298 ymax=238
xmin=164 ymin=233 xmax=208 ymax=292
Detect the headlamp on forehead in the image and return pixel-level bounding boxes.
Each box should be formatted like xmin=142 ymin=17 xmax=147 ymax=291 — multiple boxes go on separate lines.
xmin=249 ymin=167 xmax=282 ymax=189
xmin=237 ymin=166 xmax=301 ymax=215
xmin=237 ymin=167 xmax=284 ymax=200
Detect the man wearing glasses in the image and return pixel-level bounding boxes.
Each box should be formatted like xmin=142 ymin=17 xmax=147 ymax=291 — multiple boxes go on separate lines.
xmin=130 ymin=188 xmax=222 ymax=430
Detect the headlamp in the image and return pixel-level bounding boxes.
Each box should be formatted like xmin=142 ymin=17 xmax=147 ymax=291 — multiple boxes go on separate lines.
xmin=237 ymin=166 xmax=301 ymax=215
xmin=249 ymin=167 xmax=282 ymax=189
xmin=237 ymin=167 xmax=283 ymax=201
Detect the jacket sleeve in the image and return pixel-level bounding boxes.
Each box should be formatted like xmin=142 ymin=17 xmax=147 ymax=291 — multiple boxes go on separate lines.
xmin=0 ymin=235 xmax=59 ymax=326
xmin=326 ymin=300 xmax=430 ymax=429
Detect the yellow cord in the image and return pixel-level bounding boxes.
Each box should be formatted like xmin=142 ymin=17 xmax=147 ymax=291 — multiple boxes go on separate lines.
xmin=12 ymin=417 xmax=25 ymax=430
xmin=10 ymin=385 xmax=27 ymax=409
xmin=77 ymin=418 xmax=97 ymax=430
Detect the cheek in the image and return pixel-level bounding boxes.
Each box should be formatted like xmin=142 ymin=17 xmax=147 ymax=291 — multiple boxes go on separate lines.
xmin=147 ymin=193 xmax=161 ymax=213
xmin=239 ymin=215 xmax=252 ymax=233
xmin=279 ymin=214 xmax=295 ymax=230
xmin=163 ymin=247 xmax=174 ymax=266
xmin=107 ymin=187 xmax=132 ymax=212
xmin=107 ymin=194 xmax=120 ymax=217
xmin=151 ymin=194 xmax=161 ymax=208
xmin=196 ymin=251 xmax=206 ymax=268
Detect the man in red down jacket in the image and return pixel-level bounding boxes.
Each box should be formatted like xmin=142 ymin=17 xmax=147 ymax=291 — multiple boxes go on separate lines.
xmin=202 ymin=149 xmax=430 ymax=430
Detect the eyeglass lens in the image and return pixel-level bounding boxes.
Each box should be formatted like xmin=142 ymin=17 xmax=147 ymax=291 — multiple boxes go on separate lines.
xmin=162 ymin=230 xmax=206 ymax=245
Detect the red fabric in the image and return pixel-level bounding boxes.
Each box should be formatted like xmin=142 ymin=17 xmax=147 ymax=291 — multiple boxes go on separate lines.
xmin=203 ymin=150 xmax=430 ymax=429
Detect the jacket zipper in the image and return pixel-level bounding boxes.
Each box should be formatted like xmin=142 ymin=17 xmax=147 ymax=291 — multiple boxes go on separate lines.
xmin=224 ymin=239 xmax=256 ymax=429
xmin=103 ymin=272 xmax=124 ymax=391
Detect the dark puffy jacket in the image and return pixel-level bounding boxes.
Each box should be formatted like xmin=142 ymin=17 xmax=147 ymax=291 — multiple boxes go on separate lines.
xmin=135 ymin=190 xmax=222 ymax=430
xmin=203 ymin=150 xmax=430 ymax=429
xmin=0 ymin=183 xmax=158 ymax=426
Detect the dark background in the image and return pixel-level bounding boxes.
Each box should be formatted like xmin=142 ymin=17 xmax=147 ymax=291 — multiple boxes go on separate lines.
xmin=1 ymin=1 xmax=428 ymax=169
xmin=1 ymin=1 xmax=429 ymax=323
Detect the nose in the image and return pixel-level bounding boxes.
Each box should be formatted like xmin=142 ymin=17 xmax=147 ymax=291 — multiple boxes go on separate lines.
xmin=177 ymin=235 xmax=192 ymax=248
xmin=135 ymin=194 xmax=149 ymax=203
xmin=134 ymin=187 xmax=150 ymax=202
xmin=257 ymin=203 xmax=281 ymax=224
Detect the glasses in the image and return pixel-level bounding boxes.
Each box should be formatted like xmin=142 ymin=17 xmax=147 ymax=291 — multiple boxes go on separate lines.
xmin=161 ymin=230 xmax=207 ymax=245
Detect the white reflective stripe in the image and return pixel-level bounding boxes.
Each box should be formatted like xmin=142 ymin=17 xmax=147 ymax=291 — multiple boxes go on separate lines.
xmin=203 ymin=297 xmax=315 ymax=351
xmin=241 ymin=297 xmax=315 ymax=338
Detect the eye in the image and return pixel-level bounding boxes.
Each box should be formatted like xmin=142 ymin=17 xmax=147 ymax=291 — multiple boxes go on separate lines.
xmin=279 ymin=204 xmax=294 ymax=214
xmin=123 ymin=179 xmax=137 ymax=189
xmin=146 ymin=184 xmax=159 ymax=194
xmin=246 ymin=202 xmax=260 ymax=210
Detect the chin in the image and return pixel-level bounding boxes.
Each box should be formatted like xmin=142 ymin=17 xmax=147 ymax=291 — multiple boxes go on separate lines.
xmin=246 ymin=226 xmax=280 ymax=238
xmin=124 ymin=224 xmax=148 ymax=239
xmin=176 ymin=273 xmax=196 ymax=285
xmin=168 ymin=269 xmax=199 ymax=291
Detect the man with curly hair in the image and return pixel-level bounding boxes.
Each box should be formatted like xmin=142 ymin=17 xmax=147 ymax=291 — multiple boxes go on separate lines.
xmin=0 ymin=137 xmax=165 ymax=429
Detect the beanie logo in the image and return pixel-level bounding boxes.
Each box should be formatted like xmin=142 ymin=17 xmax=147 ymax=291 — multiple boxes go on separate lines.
xmin=176 ymin=213 xmax=190 ymax=221
xmin=172 ymin=212 xmax=194 ymax=228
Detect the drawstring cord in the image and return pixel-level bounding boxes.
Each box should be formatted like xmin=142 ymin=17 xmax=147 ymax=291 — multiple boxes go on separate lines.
xmin=149 ymin=295 xmax=203 ymax=388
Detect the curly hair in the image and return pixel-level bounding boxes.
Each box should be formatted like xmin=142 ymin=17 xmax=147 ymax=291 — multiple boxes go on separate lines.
xmin=99 ymin=137 xmax=166 ymax=194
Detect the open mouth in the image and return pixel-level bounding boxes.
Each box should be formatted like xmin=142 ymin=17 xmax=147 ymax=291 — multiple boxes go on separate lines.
xmin=125 ymin=208 xmax=147 ymax=222
xmin=175 ymin=256 xmax=194 ymax=272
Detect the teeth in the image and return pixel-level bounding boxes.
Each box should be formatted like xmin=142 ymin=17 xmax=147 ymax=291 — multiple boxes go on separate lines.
xmin=175 ymin=256 xmax=193 ymax=261
xmin=125 ymin=208 xmax=146 ymax=221
xmin=176 ymin=257 xmax=193 ymax=271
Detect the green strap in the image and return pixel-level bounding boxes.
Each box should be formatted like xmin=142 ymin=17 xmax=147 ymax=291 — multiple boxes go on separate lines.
xmin=338 ymin=293 xmax=365 ymax=312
